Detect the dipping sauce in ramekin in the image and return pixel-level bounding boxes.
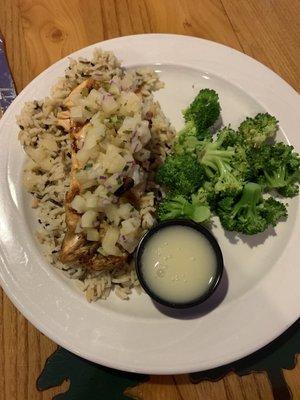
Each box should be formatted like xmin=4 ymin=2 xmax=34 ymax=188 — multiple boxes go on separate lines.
xmin=135 ymin=220 xmax=223 ymax=308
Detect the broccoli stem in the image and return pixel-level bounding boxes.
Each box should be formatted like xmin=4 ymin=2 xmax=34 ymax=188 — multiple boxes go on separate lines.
xmin=200 ymin=148 xmax=234 ymax=177
xmin=199 ymin=137 xmax=235 ymax=165
xmin=264 ymin=165 xmax=286 ymax=188
xmin=232 ymin=182 xmax=262 ymax=218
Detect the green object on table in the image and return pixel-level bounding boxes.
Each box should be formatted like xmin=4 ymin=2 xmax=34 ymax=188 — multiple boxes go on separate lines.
xmin=37 ymin=319 xmax=299 ymax=400
xmin=37 ymin=348 xmax=146 ymax=400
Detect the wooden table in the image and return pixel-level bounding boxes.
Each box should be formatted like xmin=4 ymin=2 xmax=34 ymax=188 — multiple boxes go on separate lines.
xmin=0 ymin=1 xmax=299 ymax=399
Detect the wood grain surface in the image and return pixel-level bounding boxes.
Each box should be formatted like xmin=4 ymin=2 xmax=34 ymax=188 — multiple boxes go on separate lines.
xmin=0 ymin=1 xmax=299 ymax=399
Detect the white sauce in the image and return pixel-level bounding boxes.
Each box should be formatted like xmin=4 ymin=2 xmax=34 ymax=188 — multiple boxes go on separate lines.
xmin=141 ymin=226 xmax=217 ymax=304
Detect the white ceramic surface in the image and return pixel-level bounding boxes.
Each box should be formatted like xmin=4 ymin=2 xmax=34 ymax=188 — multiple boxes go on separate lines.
xmin=0 ymin=34 xmax=299 ymax=374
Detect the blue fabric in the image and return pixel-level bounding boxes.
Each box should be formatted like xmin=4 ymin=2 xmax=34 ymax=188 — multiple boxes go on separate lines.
xmin=0 ymin=36 xmax=17 ymax=112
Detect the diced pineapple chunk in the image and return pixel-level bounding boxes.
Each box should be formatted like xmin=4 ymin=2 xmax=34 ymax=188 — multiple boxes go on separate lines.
xmin=105 ymin=174 xmax=122 ymax=193
xmin=76 ymin=148 xmax=90 ymax=164
xmin=86 ymin=228 xmax=100 ymax=241
xmin=109 ymin=83 xmax=120 ymax=95
xmin=102 ymin=226 xmax=121 ymax=256
xmin=85 ymin=194 xmax=99 ymax=209
xmin=95 ymin=185 xmax=108 ymax=197
xmin=102 ymin=95 xmax=118 ymax=114
xmin=104 ymin=204 xmax=120 ymax=226
xmin=119 ymin=92 xmax=142 ymax=115
xmin=105 ymin=152 xmax=126 ymax=174
xmin=119 ymin=116 xmax=140 ymax=134
xmin=71 ymin=195 xmax=87 ymax=213
xmin=87 ymin=89 xmax=103 ymax=105
xmin=104 ymin=144 xmax=126 ymax=173
xmin=85 ymin=124 xmax=105 ymax=150
xmin=118 ymin=203 xmax=132 ymax=219
xmin=70 ymin=106 xmax=83 ymax=121
xmin=81 ymin=210 xmax=98 ymax=228
xmin=120 ymin=217 xmax=141 ymax=235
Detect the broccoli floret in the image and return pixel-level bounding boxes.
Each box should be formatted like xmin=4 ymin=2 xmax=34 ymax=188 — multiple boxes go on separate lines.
xmin=155 ymin=153 xmax=205 ymax=196
xmin=252 ymin=142 xmax=300 ymax=197
xmin=201 ymin=180 xmax=219 ymax=208
xmin=217 ymin=182 xmax=287 ymax=235
xmin=197 ymin=135 xmax=244 ymax=196
xmin=238 ymin=113 xmax=278 ymax=148
xmin=155 ymin=92 xmax=294 ymax=237
xmin=174 ymin=121 xmax=210 ymax=155
xmin=191 ymin=187 xmax=210 ymax=206
xmin=157 ymin=194 xmax=210 ymax=223
xmin=216 ymin=126 xmax=241 ymax=148
xmin=278 ymin=177 xmax=300 ymax=197
xmin=266 ymin=168 xmax=300 ymax=198
xmin=261 ymin=197 xmax=288 ymax=225
xmin=183 ymin=89 xmax=221 ymax=133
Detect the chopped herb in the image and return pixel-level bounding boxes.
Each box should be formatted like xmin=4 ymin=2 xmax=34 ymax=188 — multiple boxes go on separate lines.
xmin=81 ymin=87 xmax=89 ymax=97
xmin=102 ymin=81 xmax=110 ymax=91
xmin=84 ymin=163 xmax=93 ymax=170
xmin=84 ymin=106 xmax=91 ymax=111
xmin=109 ymin=115 xmax=118 ymax=124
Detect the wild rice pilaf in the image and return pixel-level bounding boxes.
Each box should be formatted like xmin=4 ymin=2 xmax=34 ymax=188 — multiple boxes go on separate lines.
xmin=18 ymin=49 xmax=175 ymax=302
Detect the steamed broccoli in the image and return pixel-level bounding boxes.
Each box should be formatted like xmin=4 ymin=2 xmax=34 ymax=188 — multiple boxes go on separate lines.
xmin=183 ymin=89 xmax=221 ymax=133
xmin=251 ymin=142 xmax=300 ymax=197
xmin=155 ymin=153 xmax=205 ymax=196
xmin=155 ymin=89 xmax=296 ymax=237
xmin=157 ymin=193 xmax=210 ymax=223
xmin=217 ymin=182 xmax=287 ymax=235
xmin=191 ymin=187 xmax=210 ymax=207
xmin=216 ymin=126 xmax=241 ymax=148
xmin=238 ymin=113 xmax=278 ymax=148
xmin=174 ymin=121 xmax=209 ymax=155
xmin=216 ymin=126 xmax=253 ymax=180
xmin=197 ymin=134 xmax=246 ymax=196
xmin=200 ymin=180 xmax=219 ymax=208
xmin=261 ymin=197 xmax=289 ymax=224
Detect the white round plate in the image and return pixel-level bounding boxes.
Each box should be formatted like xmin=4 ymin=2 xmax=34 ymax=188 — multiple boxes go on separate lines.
xmin=0 ymin=34 xmax=299 ymax=374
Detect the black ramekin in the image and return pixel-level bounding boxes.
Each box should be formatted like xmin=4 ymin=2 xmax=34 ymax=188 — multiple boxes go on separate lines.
xmin=135 ymin=219 xmax=224 ymax=309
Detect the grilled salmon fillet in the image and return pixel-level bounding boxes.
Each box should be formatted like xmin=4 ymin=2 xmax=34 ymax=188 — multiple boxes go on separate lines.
xmin=59 ymin=79 xmax=128 ymax=272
